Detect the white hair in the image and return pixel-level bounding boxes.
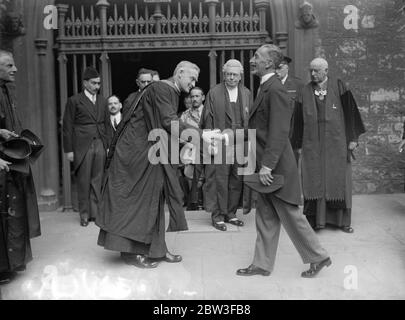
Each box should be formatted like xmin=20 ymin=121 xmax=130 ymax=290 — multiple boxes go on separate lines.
xmin=222 ymin=59 xmax=244 ymax=74
xmin=310 ymin=57 xmax=328 ymax=69
xmin=173 ymin=61 xmax=200 ymax=76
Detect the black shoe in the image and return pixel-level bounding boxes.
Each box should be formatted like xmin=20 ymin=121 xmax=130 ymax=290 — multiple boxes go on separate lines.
xmin=301 ymin=257 xmax=332 ymax=278
xmin=236 ymin=265 xmax=270 ymax=277
xmin=80 ymin=219 xmax=89 ymax=227
xmin=225 ymin=218 xmax=244 ymax=227
xmin=88 ymin=217 xmax=96 ymax=222
xmin=0 ymin=271 xmax=17 ymax=284
xmin=212 ymin=221 xmax=227 ymax=231
xmin=123 ymin=254 xmax=159 ymax=269
xmin=155 ymin=252 xmax=182 ymax=263
xmin=14 ymin=265 xmax=26 ymax=272
xmin=341 ymin=226 xmax=354 ymax=233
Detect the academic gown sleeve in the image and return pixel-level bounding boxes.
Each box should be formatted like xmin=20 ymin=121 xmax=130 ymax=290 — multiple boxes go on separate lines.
xmin=338 ymin=79 xmax=366 ymax=144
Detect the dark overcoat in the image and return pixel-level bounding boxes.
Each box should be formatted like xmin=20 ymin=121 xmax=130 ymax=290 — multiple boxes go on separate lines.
xmin=248 ymin=75 xmax=301 ymax=206
xmin=62 ymin=92 xmax=108 ymax=172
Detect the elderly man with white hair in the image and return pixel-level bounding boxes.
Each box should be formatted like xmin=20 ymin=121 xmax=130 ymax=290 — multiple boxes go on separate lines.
xmin=201 ymin=59 xmax=252 ymax=231
xmin=291 ymin=57 xmax=365 ymax=233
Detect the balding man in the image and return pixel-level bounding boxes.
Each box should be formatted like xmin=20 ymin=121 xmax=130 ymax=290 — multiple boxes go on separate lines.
xmin=291 ymin=57 xmax=365 ymax=233
xmin=122 ymin=68 xmax=153 ymax=115
xmin=237 ymin=45 xmax=331 ymax=278
xmin=97 ymin=61 xmax=222 ymax=269
xmin=201 ymin=59 xmax=252 ymax=231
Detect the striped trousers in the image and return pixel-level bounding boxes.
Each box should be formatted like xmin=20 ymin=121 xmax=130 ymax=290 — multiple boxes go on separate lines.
xmin=253 ymin=193 xmax=329 ymax=272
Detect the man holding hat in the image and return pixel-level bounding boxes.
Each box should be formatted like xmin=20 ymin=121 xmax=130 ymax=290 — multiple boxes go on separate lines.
xmin=236 ymin=44 xmax=330 ymax=278
xmin=63 ymin=67 xmax=108 ymax=227
xmin=0 ymin=50 xmax=41 ymax=284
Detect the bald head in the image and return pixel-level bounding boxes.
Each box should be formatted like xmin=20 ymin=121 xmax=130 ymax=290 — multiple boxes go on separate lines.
xmin=309 ymin=57 xmax=328 ymax=83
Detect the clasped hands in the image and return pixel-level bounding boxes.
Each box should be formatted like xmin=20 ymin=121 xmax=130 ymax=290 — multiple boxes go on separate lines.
xmin=202 ymin=129 xmax=229 ymax=156
xmin=201 ymin=129 xmax=227 ymax=144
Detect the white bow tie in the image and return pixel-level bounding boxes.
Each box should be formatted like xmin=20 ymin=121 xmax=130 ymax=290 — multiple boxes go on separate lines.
xmin=314 ymin=89 xmax=327 ymax=100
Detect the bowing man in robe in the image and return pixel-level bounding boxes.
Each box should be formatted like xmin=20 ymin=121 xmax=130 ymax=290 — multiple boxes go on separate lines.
xmin=96 ymin=61 xmax=223 ymax=269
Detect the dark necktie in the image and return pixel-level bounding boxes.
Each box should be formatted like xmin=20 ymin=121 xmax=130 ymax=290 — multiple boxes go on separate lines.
xmin=113 ymin=117 xmax=118 ymax=130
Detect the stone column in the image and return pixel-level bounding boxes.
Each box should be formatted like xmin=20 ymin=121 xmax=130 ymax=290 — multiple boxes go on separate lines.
xmin=152 ymin=3 xmax=163 ymax=35
xmin=56 ymin=4 xmax=69 ymax=39
xmin=208 ymin=50 xmax=217 ymax=88
xmin=35 ymin=39 xmax=59 ymax=211
xmin=99 ymin=52 xmax=111 ymax=96
xmin=58 ymin=52 xmax=73 ymax=211
xmin=205 ymin=0 xmax=218 ymax=34
xmin=254 ymin=0 xmax=269 ymax=33
xmin=96 ymin=0 xmax=110 ymax=37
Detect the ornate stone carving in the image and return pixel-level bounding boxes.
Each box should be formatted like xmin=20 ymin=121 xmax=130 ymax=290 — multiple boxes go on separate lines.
xmin=295 ymin=1 xmax=319 ymax=29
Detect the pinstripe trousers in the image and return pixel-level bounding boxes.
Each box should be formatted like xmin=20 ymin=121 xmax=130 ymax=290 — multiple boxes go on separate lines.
xmin=253 ymin=193 xmax=329 ymax=272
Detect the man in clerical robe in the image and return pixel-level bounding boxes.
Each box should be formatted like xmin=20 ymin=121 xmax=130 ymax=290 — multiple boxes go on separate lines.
xmin=201 ymin=59 xmax=252 ymax=231
xmin=97 ymin=61 xmax=222 ymax=269
xmin=291 ymin=58 xmax=365 ymax=233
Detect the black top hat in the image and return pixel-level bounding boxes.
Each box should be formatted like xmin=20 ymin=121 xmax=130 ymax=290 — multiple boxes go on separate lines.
xmin=0 ymin=138 xmax=32 ymax=174
xmin=20 ymin=129 xmax=44 ymax=163
xmin=282 ymin=56 xmax=292 ymax=64
xmin=82 ymin=67 xmax=100 ymax=80
xmin=0 ymin=138 xmax=31 ymax=161
xmin=243 ymin=173 xmax=284 ymax=193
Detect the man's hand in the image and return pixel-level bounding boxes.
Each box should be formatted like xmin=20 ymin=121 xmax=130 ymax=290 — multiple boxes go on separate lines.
xmin=0 ymin=158 xmax=11 ymax=172
xmin=202 ymin=129 xmax=223 ymax=144
xmin=66 ymin=152 xmax=74 ymax=162
xmin=0 ymin=129 xmax=18 ymax=140
xmin=259 ymin=166 xmax=273 ymax=186
xmin=348 ymin=141 xmax=358 ymax=151
xmin=399 ymin=140 xmax=405 ymax=153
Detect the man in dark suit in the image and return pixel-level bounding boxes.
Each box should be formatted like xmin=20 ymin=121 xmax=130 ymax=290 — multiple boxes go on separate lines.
xmin=236 ymin=44 xmax=331 ymax=278
xmin=105 ymin=94 xmax=122 ymax=146
xmin=276 ymin=56 xmax=304 ymax=164
xmin=63 ymin=67 xmax=108 ymax=227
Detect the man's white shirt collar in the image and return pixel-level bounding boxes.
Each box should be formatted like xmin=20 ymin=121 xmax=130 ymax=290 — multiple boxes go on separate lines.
xmin=281 ymin=75 xmax=288 ymax=85
xmin=84 ymin=89 xmax=96 ymax=103
xmin=260 ymin=72 xmax=276 ymax=85
xmin=110 ymin=113 xmax=122 ymax=124
xmin=225 ymin=85 xmax=238 ymax=102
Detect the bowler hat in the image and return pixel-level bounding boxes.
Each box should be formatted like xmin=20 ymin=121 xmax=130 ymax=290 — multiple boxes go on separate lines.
xmin=243 ymin=173 xmax=284 ymax=193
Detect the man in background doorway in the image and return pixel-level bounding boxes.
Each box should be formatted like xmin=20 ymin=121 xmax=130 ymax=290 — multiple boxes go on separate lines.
xmin=180 ymin=86 xmax=205 ymax=210
xmin=63 ymin=67 xmax=108 ymax=227
xmin=123 ymin=68 xmax=153 ymax=115
xmin=105 ymin=95 xmax=122 ymax=147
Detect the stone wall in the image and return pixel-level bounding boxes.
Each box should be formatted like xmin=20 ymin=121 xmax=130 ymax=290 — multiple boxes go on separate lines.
xmin=311 ymin=0 xmax=405 ymax=194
